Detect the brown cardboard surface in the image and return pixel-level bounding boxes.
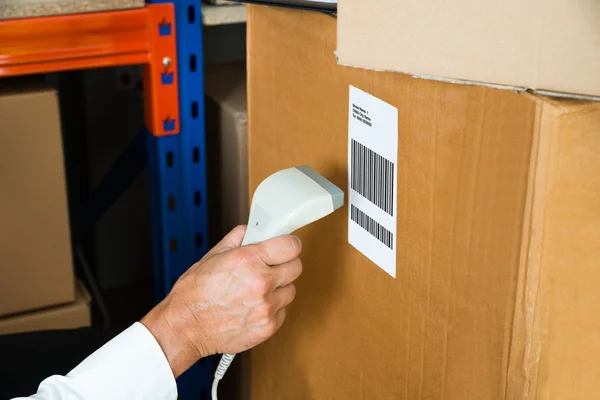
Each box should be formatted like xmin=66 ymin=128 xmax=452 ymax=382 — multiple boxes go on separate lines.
xmin=0 ymin=85 xmax=75 ymax=317
xmin=0 ymin=281 xmax=91 ymax=335
xmin=506 ymin=100 xmax=600 ymax=400
xmin=248 ymin=5 xmax=600 ymax=399
xmin=337 ymin=0 xmax=600 ymax=99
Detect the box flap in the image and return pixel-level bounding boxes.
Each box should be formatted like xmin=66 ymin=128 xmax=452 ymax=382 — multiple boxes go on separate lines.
xmin=337 ymin=0 xmax=600 ymax=99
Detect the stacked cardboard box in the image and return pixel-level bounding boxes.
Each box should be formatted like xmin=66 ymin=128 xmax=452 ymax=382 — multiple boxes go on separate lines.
xmin=205 ymin=62 xmax=249 ymax=242
xmin=247 ymin=5 xmax=600 ymax=399
xmin=337 ymin=0 xmax=600 ymax=99
xmin=204 ymin=61 xmax=250 ymax=400
xmin=0 ymin=281 xmax=91 ymax=335
xmin=0 ymin=85 xmax=90 ymax=334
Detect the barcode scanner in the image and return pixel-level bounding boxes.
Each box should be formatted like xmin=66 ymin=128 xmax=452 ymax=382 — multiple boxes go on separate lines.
xmin=211 ymin=166 xmax=344 ymax=399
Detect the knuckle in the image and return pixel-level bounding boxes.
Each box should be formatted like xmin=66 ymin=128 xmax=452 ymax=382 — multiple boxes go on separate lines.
xmin=256 ymin=302 xmax=275 ymax=319
xmin=251 ymin=274 xmax=274 ymax=295
xmin=237 ymin=247 xmax=260 ymax=266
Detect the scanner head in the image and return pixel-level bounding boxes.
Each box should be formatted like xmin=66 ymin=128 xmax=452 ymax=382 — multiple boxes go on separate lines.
xmin=242 ymin=166 xmax=344 ymax=245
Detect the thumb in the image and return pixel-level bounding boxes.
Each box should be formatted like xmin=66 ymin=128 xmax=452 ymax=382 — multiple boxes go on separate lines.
xmin=208 ymin=225 xmax=247 ymax=256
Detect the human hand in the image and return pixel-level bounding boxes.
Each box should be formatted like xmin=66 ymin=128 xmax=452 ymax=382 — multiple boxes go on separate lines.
xmin=141 ymin=225 xmax=302 ymax=377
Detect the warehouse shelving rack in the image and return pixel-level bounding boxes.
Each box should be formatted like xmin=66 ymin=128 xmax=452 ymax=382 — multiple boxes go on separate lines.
xmin=0 ymin=1 xmax=212 ymax=397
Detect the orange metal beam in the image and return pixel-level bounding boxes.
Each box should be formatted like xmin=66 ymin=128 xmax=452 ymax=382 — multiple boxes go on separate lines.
xmin=0 ymin=8 xmax=151 ymax=77
xmin=0 ymin=5 xmax=180 ymax=136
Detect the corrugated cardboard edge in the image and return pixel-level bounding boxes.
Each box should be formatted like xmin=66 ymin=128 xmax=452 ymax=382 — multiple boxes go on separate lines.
xmin=335 ymin=54 xmax=600 ymax=102
xmin=505 ymin=95 xmax=546 ymax=399
xmin=504 ymin=97 xmax=589 ymax=399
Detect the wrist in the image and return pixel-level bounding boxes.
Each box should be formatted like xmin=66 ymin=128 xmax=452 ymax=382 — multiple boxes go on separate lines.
xmin=141 ymin=298 xmax=207 ymax=378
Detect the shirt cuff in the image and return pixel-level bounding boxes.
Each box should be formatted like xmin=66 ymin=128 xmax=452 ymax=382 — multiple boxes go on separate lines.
xmin=64 ymin=322 xmax=178 ymax=400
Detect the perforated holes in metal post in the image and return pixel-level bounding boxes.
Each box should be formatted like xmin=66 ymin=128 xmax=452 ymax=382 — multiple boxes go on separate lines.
xmin=190 ymin=55 xmax=197 ymax=72
xmin=169 ymin=238 xmax=178 ymax=253
xmin=187 ymin=5 xmax=195 ymax=24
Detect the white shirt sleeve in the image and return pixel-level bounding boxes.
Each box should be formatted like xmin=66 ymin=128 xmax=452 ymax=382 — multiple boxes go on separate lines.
xmin=11 ymin=322 xmax=178 ymax=400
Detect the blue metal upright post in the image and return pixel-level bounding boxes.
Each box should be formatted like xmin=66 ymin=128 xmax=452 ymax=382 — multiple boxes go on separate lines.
xmin=147 ymin=0 xmax=212 ymax=398
xmin=172 ymin=1 xmax=212 ymax=398
xmin=176 ymin=0 xmax=210 ymax=267
xmin=147 ymin=132 xmax=186 ymax=301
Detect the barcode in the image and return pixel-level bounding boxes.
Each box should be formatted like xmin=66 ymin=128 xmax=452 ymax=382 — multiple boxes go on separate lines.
xmin=350 ymin=139 xmax=395 ymax=216
xmin=351 ymin=205 xmax=394 ymax=249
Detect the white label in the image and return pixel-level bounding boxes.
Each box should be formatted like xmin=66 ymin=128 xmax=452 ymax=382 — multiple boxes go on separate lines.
xmin=348 ymin=86 xmax=398 ymax=278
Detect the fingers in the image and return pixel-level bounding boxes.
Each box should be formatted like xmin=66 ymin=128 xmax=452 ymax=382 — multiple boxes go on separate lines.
xmin=251 ymin=235 xmax=302 ymax=266
xmin=273 ymin=308 xmax=286 ymax=333
xmin=271 ymin=284 xmax=297 ymax=312
xmin=260 ymin=308 xmax=287 ymax=341
xmin=271 ymin=258 xmax=303 ymax=288
xmin=208 ymin=225 xmax=247 ymax=256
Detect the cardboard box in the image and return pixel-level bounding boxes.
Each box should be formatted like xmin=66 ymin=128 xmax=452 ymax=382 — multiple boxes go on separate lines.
xmin=0 ymin=281 xmax=91 ymax=335
xmin=337 ymin=0 xmax=600 ymax=100
xmin=248 ymin=5 xmax=600 ymax=399
xmin=0 ymin=85 xmax=75 ymax=317
xmin=205 ymin=62 xmax=249 ymax=241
